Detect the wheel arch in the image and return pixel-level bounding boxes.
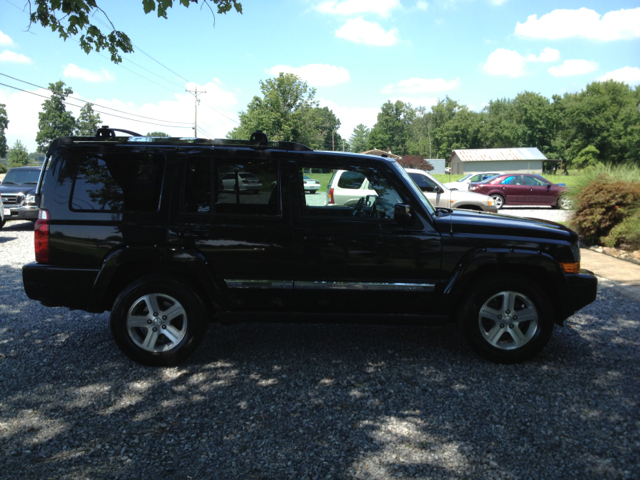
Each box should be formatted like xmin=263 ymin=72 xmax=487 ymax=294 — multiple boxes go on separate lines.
xmin=88 ymin=246 xmax=226 ymax=316
xmin=441 ymin=247 xmax=572 ymax=325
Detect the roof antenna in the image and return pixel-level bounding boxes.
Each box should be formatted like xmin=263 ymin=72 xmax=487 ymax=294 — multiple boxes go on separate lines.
xmin=250 ymin=130 xmax=269 ymax=145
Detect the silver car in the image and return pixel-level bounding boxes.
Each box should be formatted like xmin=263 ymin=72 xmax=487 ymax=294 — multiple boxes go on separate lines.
xmin=405 ymin=169 xmax=497 ymax=212
xmin=443 ymin=171 xmax=504 ymax=191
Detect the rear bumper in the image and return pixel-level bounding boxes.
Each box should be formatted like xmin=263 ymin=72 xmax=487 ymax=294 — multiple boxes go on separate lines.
xmin=22 ymin=263 xmax=99 ymax=311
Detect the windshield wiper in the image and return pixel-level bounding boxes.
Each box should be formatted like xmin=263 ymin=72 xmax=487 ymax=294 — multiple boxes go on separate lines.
xmin=24 ymin=182 xmax=38 ymax=184
xmin=2 ymin=181 xmax=16 ymax=185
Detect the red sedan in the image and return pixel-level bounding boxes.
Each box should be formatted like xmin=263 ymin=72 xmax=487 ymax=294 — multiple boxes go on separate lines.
xmin=468 ymin=173 xmax=571 ymax=209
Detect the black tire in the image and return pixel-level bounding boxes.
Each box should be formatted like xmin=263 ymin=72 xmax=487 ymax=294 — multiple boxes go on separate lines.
xmin=460 ymin=275 xmax=554 ymax=364
xmin=110 ymin=275 xmax=209 ymax=366
xmin=0 ymin=219 xmax=5 ymax=229
xmin=490 ymin=194 xmax=505 ymax=209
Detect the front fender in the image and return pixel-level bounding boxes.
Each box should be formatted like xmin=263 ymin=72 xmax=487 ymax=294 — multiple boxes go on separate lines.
xmin=440 ymin=247 xmax=573 ymax=323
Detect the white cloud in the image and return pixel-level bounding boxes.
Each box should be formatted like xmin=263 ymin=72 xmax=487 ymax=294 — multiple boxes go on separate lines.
xmin=0 ymin=50 xmax=32 ymax=63
xmin=390 ymin=96 xmax=439 ymax=109
xmin=548 ymin=59 xmax=598 ymax=77
xmin=525 ymin=47 xmax=560 ymax=62
xmin=416 ymin=1 xmax=428 ymax=11
xmin=491 ymin=0 xmax=508 ymax=5
xmin=266 ymin=64 xmax=350 ymax=87
xmin=381 ymin=84 xmax=395 ymax=94
xmin=317 ymin=0 xmax=400 ymax=18
xmin=482 ymin=48 xmax=527 ymax=77
xmin=318 ymin=98 xmax=380 ymax=142
xmin=483 ymin=47 xmax=563 ymax=77
xmin=335 ymin=18 xmax=399 ymax=46
xmin=396 ymin=77 xmax=460 ymax=93
xmin=0 ymin=79 xmax=239 ymax=152
xmin=0 ymin=31 xmax=13 ymax=45
xmin=63 ymin=64 xmax=115 ymax=82
xmin=599 ymin=66 xmax=640 ymax=86
xmin=515 ymin=7 xmax=640 ymax=41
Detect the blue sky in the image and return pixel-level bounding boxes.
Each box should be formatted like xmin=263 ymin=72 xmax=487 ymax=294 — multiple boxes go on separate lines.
xmin=1 ymin=0 xmax=639 ymax=152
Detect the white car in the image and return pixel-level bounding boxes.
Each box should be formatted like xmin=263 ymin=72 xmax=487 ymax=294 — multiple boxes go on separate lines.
xmin=221 ymin=172 xmax=262 ymax=193
xmin=443 ymin=171 xmax=504 ymax=191
xmin=303 ymin=175 xmax=321 ymax=193
xmin=405 ymin=168 xmax=498 ymax=212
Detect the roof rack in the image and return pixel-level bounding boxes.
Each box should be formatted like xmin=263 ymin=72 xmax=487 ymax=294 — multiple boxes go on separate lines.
xmin=46 ymin=128 xmax=313 ymax=156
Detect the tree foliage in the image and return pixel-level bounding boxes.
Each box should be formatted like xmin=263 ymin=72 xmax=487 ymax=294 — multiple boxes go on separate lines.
xmin=349 ymin=124 xmax=370 ymax=153
xmin=75 ymin=103 xmax=102 ymax=136
xmin=228 ymin=73 xmax=343 ymax=150
xmin=36 ymin=81 xmax=76 ymax=153
xmin=0 ymin=103 xmax=8 ymax=159
xmin=28 ymin=0 xmax=243 ymax=63
xmin=146 ymin=131 xmax=170 ymax=137
xmin=8 ymin=140 xmax=30 ymax=167
xmin=365 ymin=81 xmax=639 ymax=167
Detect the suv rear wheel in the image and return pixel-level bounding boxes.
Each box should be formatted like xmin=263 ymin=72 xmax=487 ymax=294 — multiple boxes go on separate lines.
xmin=110 ymin=275 xmax=209 ymax=366
xmin=460 ymin=275 xmax=554 ymax=363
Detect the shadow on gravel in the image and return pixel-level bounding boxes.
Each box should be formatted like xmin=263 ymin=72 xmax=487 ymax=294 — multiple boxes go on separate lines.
xmin=0 ymin=220 xmax=35 ymax=232
xmin=0 ymin=273 xmax=638 ymax=479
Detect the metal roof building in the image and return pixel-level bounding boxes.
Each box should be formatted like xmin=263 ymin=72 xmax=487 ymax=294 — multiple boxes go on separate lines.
xmin=449 ymin=148 xmax=553 ymax=175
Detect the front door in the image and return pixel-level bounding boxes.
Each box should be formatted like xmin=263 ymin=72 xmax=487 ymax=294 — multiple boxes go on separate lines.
xmin=290 ymin=159 xmax=442 ymax=317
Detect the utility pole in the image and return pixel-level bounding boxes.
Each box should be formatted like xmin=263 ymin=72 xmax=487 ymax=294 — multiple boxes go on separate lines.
xmin=186 ymin=87 xmax=206 ymax=137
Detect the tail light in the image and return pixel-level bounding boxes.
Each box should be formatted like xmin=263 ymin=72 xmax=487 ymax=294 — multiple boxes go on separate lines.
xmin=328 ymin=188 xmax=335 ymax=204
xmin=35 ymin=209 xmax=50 ymax=263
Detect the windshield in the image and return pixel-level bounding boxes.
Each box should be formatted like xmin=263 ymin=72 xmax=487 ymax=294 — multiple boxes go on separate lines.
xmin=2 ymin=168 xmax=41 ymax=185
xmin=392 ymin=163 xmax=436 ymax=215
xmin=458 ymin=174 xmax=474 ymax=182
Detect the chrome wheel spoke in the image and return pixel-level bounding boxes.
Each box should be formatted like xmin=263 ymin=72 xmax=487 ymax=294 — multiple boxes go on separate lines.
xmin=163 ymin=325 xmax=183 ymax=345
xmin=162 ymin=303 xmax=185 ymax=322
xmin=143 ymin=294 xmax=161 ymax=317
xmin=486 ymin=324 xmax=504 ymax=347
xmin=516 ymin=310 xmax=537 ymax=323
xmin=128 ymin=315 xmax=151 ymax=328
xmin=479 ymin=306 xmax=501 ymax=322
xmin=142 ymin=329 xmax=160 ymax=350
xmin=508 ymin=325 xmax=529 ymax=347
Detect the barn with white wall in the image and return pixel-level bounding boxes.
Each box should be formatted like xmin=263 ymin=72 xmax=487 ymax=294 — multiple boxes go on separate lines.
xmin=449 ymin=148 xmax=548 ymax=174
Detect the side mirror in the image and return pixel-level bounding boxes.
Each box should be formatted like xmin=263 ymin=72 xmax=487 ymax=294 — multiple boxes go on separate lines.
xmin=435 ymin=186 xmax=444 ymax=194
xmin=394 ymin=204 xmax=412 ymax=225
xmin=547 ymin=183 xmax=551 ymax=189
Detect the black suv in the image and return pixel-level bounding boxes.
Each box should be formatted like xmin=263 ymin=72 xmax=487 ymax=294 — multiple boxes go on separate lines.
xmin=22 ymin=128 xmax=597 ymax=366
xmin=0 ymin=166 xmax=41 ymax=228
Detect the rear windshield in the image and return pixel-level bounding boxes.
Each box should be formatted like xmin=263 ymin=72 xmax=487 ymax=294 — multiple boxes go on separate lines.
xmin=71 ymin=153 xmax=165 ymax=212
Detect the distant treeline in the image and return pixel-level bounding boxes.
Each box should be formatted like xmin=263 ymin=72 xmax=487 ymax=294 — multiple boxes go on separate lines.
xmin=352 ymin=80 xmax=640 ymax=167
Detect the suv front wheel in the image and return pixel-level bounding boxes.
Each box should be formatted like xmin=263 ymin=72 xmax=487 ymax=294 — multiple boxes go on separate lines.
xmin=460 ymin=275 xmax=554 ymax=363
xmin=110 ymin=275 xmax=209 ymax=366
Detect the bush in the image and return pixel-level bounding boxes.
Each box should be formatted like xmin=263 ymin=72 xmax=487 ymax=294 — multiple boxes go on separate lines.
xmin=571 ymin=174 xmax=640 ymax=245
xmin=398 ymin=156 xmax=433 ymax=171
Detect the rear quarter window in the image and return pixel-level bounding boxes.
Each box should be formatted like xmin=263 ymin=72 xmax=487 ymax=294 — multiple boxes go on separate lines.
xmin=71 ymin=153 xmax=165 ymax=212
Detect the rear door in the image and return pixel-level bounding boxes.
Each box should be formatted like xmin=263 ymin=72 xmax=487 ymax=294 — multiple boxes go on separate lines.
xmin=497 ymin=175 xmax=528 ymax=205
xmin=171 ymin=150 xmax=295 ymax=312
xmin=291 ymin=157 xmax=442 ymax=316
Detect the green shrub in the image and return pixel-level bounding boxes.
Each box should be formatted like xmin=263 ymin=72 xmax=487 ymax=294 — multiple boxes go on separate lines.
xmin=571 ymin=174 xmax=640 ymax=244
xmin=602 ymin=215 xmax=640 ymax=250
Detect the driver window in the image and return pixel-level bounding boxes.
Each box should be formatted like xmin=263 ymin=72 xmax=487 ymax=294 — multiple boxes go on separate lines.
xmin=299 ymin=164 xmax=401 ymax=220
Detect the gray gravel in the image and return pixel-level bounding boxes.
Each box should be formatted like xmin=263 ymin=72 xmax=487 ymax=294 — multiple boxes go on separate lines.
xmin=1 ymin=219 xmax=639 ymax=480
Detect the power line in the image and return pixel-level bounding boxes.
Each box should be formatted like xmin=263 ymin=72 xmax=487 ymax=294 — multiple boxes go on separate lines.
xmin=0 ymin=73 xmax=193 ymax=126
xmin=0 ymin=81 xmax=192 ymax=129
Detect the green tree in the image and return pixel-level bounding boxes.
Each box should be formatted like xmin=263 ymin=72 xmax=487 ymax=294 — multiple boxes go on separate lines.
xmin=146 ymin=131 xmax=170 ymax=137
xmin=8 ymin=140 xmax=30 ymax=167
xmin=296 ymin=106 xmax=342 ymax=151
xmin=35 ymin=81 xmax=76 ymax=153
xmin=349 ymin=124 xmax=370 ymax=153
xmin=0 ymin=103 xmax=8 ymax=159
xmin=228 ymin=73 xmax=322 ymax=144
xmin=367 ymin=100 xmax=415 ymax=156
xmin=29 ymin=1 xmax=242 ymax=63
xmin=436 ymin=107 xmax=484 ymax=156
xmin=573 ymin=145 xmax=601 ymax=169
xmin=561 ymin=80 xmax=640 ymax=165
xmin=75 ymin=103 xmax=102 ymax=136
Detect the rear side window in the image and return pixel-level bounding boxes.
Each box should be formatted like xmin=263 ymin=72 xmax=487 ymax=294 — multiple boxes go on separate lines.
xmin=337 ymin=171 xmax=366 ymax=189
xmin=71 ymin=154 xmax=165 ymax=212
xmin=182 ymin=157 xmax=279 ymax=216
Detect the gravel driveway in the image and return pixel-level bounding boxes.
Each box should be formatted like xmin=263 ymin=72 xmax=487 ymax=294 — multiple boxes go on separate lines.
xmin=1 ymin=220 xmax=638 ymax=479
